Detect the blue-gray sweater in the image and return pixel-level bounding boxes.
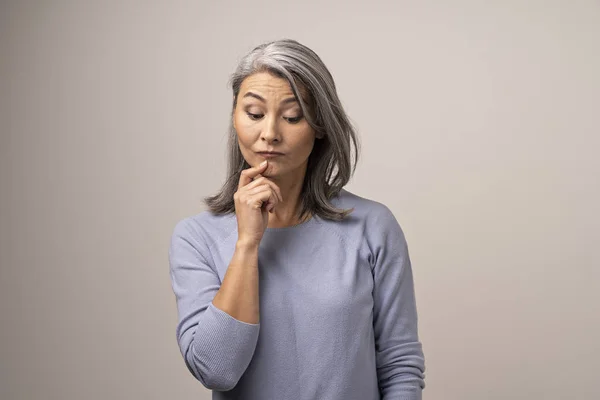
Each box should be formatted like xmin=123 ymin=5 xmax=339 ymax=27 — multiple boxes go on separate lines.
xmin=168 ymin=188 xmax=426 ymax=399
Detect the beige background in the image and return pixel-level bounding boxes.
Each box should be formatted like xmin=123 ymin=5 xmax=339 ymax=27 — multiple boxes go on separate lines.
xmin=1 ymin=1 xmax=599 ymax=399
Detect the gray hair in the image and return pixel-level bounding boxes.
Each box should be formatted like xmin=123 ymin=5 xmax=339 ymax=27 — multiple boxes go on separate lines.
xmin=204 ymin=38 xmax=360 ymax=222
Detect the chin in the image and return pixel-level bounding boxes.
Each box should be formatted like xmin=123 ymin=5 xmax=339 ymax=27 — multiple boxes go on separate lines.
xmin=266 ymin=164 xmax=286 ymax=177
xmin=264 ymin=165 xmax=276 ymax=175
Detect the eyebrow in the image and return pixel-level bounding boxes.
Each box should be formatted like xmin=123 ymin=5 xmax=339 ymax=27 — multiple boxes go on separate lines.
xmin=242 ymin=91 xmax=298 ymax=105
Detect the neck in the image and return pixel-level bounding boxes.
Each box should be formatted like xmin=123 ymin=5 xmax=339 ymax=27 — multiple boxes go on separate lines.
xmin=267 ymin=168 xmax=309 ymax=228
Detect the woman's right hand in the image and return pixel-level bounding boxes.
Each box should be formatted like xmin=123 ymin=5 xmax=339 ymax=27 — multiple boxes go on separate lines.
xmin=234 ymin=160 xmax=283 ymax=246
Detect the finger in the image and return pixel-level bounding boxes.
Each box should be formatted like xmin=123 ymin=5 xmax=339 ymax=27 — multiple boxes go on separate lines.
xmin=243 ymin=176 xmax=283 ymax=202
xmin=238 ymin=160 xmax=268 ymax=190
xmin=245 ymin=184 xmax=279 ymax=208
xmin=248 ymin=190 xmax=276 ymax=211
xmin=255 ymin=174 xmax=283 ymax=202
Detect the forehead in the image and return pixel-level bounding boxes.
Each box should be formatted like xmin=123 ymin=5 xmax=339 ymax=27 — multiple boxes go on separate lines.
xmin=240 ymin=72 xmax=308 ymax=100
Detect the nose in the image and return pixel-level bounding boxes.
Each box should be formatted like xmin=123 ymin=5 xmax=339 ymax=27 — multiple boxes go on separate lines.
xmin=260 ymin=115 xmax=280 ymax=143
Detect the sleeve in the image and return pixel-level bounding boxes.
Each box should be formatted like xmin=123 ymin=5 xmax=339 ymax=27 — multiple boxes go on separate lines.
xmin=168 ymin=218 xmax=260 ymax=391
xmin=371 ymin=206 xmax=426 ymax=400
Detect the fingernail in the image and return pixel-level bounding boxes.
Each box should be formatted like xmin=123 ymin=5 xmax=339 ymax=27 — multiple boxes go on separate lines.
xmin=260 ymin=160 xmax=267 ymax=166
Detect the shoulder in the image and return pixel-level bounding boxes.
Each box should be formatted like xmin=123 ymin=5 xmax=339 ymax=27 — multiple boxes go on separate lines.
xmin=332 ymin=189 xmax=409 ymax=264
xmin=326 ymin=188 xmax=405 ymax=243
xmin=171 ymin=210 xmax=237 ymax=250
xmin=331 ymin=188 xmax=399 ymax=225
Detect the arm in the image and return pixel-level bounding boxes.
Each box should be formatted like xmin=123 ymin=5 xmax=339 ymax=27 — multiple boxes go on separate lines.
xmin=168 ymin=218 xmax=260 ymax=391
xmin=371 ymin=207 xmax=426 ymax=400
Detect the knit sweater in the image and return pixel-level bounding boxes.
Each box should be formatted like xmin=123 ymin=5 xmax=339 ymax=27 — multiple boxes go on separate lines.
xmin=168 ymin=188 xmax=426 ymax=400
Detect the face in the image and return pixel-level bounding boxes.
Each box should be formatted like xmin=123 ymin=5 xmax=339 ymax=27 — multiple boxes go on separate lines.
xmin=233 ymin=71 xmax=319 ymax=179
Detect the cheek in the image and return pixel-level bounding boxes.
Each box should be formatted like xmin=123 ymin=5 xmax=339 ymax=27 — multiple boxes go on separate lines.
xmin=235 ymin=114 xmax=261 ymax=139
xmin=292 ymin=134 xmax=317 ymax=157
xmin=233 ymin=113 xmax=243 ymax=132
xmin=234 ymin=116 xmax=252 ymax=143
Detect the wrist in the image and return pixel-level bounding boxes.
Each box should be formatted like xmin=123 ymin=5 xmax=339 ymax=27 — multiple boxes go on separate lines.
xmin=236 ymin=239 xmax=260 ymax=253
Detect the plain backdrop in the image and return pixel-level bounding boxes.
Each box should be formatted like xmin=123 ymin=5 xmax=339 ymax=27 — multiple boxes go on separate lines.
xmin=1 ymin=1 xmax=599 ymax=399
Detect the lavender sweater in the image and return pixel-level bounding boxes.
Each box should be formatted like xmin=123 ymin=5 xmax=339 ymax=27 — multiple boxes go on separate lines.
xmin=168 ymin=188 xmax=426 ymax=399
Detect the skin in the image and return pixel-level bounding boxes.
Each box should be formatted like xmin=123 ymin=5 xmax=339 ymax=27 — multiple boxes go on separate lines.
xmin=233 ymin=71 xmax=323 ymax=228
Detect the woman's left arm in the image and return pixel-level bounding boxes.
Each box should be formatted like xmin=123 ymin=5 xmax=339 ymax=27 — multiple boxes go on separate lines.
xmin=371 ymin=206 xmax=426 ymax=400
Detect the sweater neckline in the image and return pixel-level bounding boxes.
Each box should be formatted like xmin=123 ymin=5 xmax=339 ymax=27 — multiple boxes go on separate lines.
xmin=263 ymin=213 xmax=318 ymax=232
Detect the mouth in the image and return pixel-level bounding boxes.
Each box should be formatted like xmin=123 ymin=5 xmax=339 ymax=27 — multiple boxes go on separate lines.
xmin=257 ymin=152 xmax=284 ymax=158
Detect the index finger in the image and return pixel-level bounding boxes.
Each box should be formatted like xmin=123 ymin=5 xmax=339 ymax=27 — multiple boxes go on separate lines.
xmin=238 ymin=160 xmax=268 ymax=190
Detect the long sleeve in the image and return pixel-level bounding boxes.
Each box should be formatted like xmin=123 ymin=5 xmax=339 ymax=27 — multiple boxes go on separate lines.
xmin=370 ymin=207 xmax=426 ymax=400
xmin=168 ymin=218 xmax=260 ymax=391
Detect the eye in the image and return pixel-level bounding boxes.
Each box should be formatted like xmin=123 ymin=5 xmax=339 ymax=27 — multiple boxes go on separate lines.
xmin=246 ymin=112 xmax=263 ymax=121
xmin=246 ymin=112 xmax=303 ymax=124
xmin=285 ymin=116 xmax=303 ymax=124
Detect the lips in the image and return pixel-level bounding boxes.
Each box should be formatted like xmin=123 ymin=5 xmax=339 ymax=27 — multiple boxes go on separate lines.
xmin=257 ymin=153 xmax=283 ymax=160
xmin=257 ymin=152 xmax=284 ymax=155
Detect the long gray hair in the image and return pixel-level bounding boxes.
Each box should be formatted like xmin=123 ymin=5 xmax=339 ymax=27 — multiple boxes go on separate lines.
xmin=204 ymin=38 xmax=360 ymax=222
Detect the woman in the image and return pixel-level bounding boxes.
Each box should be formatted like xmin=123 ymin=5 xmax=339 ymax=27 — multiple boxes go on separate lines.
xmin=169 ymin=38 xmax=426 ymax=400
